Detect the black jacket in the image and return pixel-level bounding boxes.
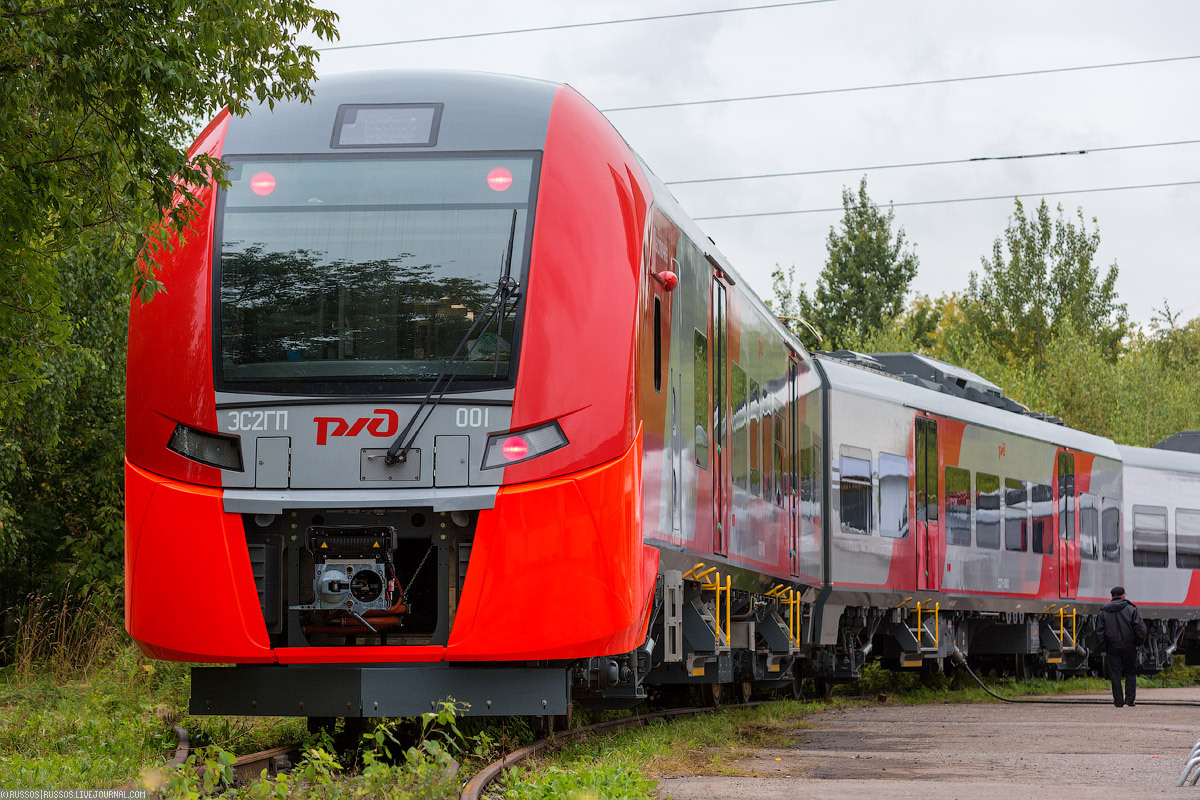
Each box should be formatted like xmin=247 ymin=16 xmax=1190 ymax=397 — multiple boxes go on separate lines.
xmin=1096 ymin=598 xmax=1148 ymax=651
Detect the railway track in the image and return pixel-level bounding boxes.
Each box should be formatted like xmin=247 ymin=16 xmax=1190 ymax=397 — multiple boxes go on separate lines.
xmin=118 ymin=701 xmax=762 ymax=795
xmin=116 ymin=728 xmax=299 ymax=792
xmin=123 ymin=673 xmax=1200 ymax=796
xmin=461 ymin=702 xmax=764 ymax=800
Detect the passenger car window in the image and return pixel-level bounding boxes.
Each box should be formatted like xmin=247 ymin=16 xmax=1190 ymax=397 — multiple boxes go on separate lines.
xmin=1079 ymin=493 xmax=1099 ymax=560
xmin=1101 ymin=499 xmax=1120 ymax=562
xmin=839 ymin=453 xmax=872 ymax=535
xmin=945 ymin=466 xmax=971 ymax=546
xmin=1004 ymin=478 xmax=1028 ymax=552
xmin=773 ymin=413 xmax=785 ymax=507
xmin=1132 ymin=505 xmax=1168 ymax=568
xmin=693 ymin=330 xmax=708 ymax=469
xmin=731 ymin=363 xmax=747 ymax=489
xmin=878 ymin=453 xmax=908 ymax=539
xmin=975 ymin=472 xmax=1001 ymax=550
xmin=749 ymin=379 xmax=761 ymax=496
xmin=1177 ymin=509 xmax=1200 ymax=569
xmin=1031 ymin=483 xmax=1053 ymax=555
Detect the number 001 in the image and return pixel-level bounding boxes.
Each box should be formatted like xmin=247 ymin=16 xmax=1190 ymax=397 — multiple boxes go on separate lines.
xmin=456 ymin=408 xmax=489 ymax=428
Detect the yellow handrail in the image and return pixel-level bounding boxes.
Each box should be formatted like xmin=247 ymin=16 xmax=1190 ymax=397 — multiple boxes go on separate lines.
xmin=702 ymin=571 xmax=727 ymax=647
xmin=725 ymin=574 xmax=732 ymax=647
xmin=915 ymin=601 xmax=940 ymax=649
xmin=682 ymin=563 xmax=706 ymax=581
xmin=790 ymin=588 xmax=799 ymax=647
xmin=1058 ymin=606 xmax=1077 ymax=646
xmin=695 ymin=566 xmax=718 ymax=584
xmin=933 ymin=602 xmax=940 ymax=649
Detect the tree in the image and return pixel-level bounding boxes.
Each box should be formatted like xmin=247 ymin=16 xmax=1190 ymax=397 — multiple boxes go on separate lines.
xmin=769 ymin=263 xmax=823 ymax=348
xmin=964 ymin=198 xmax=1128 ymax=366
xmin=776 ymin=177 xmax=919 ymax=350
xmin=0 ymin=1 xmax=338 ymax=605
xmin=0 ymin=0 xmax=338 ymax=418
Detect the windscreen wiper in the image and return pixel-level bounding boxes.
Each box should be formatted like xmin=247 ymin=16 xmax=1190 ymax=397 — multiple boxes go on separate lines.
xmin=492 ymin=204 xmax=520 ymax=378
xmin=382 ymin=210 xmax=520 ymax=467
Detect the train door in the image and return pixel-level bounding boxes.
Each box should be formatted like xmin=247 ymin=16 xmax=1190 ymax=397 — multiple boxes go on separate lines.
xmin=788 ymin=357 xmax=800 ymax=575
xmin=915 ymin=416 xmax=941 ymax=592
xmin=1057 ymin=452 xmax=1076 ymax=599
xmin=711 ymin=278 xmax=729 ymax=556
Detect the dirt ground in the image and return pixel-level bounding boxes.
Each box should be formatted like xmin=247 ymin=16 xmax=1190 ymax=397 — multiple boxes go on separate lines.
xmin=656 ymin=686 xmax=1200 ymax=799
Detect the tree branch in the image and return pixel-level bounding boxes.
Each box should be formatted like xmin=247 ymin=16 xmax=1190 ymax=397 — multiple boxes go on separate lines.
xmin=0 ymin=2 xmax=91 ymax=20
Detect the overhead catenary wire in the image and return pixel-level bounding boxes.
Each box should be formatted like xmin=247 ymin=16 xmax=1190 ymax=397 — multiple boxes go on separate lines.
xmin=665 ymin=138 xmax=1200 ymax=186
xmin=601 ymin=54 xmax=1200 ymax=112
xmin=693 ymin=179 xmax=1200 ymax=220
xmin=318 ymin=0 xmax=837 ymax=52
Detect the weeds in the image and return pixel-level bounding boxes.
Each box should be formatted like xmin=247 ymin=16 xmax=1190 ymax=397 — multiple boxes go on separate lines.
xmin=5 ymin=585 xmax=1200 ymax=795
xmin=3 ymin=590 xmax=122 ymax=685
xmin=157 ymin=704 xmax=472 ymax=799
xmin=0 ymin=625 xmax=301 ymax=790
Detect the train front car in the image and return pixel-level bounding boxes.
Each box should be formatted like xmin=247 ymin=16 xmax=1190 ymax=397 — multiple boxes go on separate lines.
xmin=125 ymin=71 xmax=658 ymax=718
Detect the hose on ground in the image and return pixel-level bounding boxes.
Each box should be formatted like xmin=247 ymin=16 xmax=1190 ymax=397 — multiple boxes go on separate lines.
xmin=949 ymin=646 xmax=1200 ymax=706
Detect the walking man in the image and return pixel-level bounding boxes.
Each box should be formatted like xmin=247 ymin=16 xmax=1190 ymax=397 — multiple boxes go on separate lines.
xmin=1095 ymin=586 xmax=1148 ymax=707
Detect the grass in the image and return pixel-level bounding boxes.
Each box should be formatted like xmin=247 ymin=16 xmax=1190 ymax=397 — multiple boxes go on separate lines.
xmin=499 ymin=701 xmax=818 ymax=798
xmin=0 ymin=595 xmax=303 ymax=790
xmin=5 ymin=593 xmax=1200 ymax=794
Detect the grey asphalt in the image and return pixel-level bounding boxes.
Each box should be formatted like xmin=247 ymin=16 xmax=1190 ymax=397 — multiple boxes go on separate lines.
xmin=655 ymin=686 xmax=1200 ymax=799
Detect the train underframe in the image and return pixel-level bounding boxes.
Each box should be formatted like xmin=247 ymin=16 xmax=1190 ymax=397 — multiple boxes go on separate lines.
xmin=190 ymin=540 xmax=1200 ymax=719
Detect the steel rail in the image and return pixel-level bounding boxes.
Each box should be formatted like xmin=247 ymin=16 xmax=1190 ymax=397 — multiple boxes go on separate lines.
xmin=116 ymin=729 xmax=300 ymax=791
xmin=460 ymin=702 xmax=764 ymax=800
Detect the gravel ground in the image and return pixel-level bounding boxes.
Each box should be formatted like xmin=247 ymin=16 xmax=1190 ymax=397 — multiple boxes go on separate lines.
xmin=656 ymin=686 xmax=1200 ymax=799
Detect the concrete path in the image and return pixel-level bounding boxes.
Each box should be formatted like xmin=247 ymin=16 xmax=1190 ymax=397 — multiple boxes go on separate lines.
xmin=656 ymin=687 xmax=1200 ymax=799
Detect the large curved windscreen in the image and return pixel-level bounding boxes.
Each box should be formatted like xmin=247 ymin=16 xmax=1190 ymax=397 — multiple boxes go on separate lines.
xmin=217 ymin=154 xmax=536 ymax=388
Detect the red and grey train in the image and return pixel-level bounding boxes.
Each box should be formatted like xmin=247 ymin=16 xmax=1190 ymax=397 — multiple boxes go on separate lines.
xmin=125 ymin=69 xmax=1200 ymax=718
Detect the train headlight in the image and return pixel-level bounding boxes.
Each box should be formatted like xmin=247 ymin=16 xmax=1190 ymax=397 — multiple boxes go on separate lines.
xmin=480 ymin=421 xmax=568 ymax=469
xmin=167 ymin=423 xmax=244 ymax=471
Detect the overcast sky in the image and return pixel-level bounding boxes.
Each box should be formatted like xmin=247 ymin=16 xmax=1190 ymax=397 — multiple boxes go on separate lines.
xmin=300 ymin=0 xmax=1200 ymax=326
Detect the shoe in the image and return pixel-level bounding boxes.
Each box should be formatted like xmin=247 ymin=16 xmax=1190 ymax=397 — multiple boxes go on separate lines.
xmin=1127 ymin=702 xmax=1136 ymax=707
xmin=1114 ymin=702 xmax=1123 ymax=707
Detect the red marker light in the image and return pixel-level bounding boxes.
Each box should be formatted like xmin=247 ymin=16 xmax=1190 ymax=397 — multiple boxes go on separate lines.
xmin=249 ymin=171 xmax=276 ymax=196
xmin=487 ymin=166 xmax=513 ymax=192
xmin=501 ymin=435 xmax=529 ymax=462
xmin=655 ymin=270 xmax=680 ymax=291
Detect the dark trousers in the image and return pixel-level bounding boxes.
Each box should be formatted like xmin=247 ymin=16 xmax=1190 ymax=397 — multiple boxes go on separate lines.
xmin=1106 ymin=647 xmax=1138 ymax=706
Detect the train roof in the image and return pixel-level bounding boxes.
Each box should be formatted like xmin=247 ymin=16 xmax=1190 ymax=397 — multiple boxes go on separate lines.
xmin=1154 ymin=431 xmax=1200 ymax=454
xmin=223 ymin=69 xmax=560 ymax=156
xmin=818 ymin=354 xmax=1122 ymax=459
xmin=1118 ymin=444 xmax=1200 ymax=476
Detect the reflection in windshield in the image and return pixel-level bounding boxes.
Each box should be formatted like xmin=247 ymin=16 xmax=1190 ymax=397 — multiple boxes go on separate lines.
xmin=216 ymin=155 xmax=534 ymax=386
xmin=221 ymin=245 xmax=505 ymax=380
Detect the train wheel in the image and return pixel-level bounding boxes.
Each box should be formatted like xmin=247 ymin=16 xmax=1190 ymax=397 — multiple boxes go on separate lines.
xmin=530 ymin=715 xmax=553 ymax=739
xmin=699 ymin=682 xmax=725 ymax=707
xmin=552 ymin=705 xmax=573 ymax=732
xmin=789 ymin=674 xmax=804 ymax=701
xmin=334 ymin=717 xmax=365 ymax=754
xmin=307 ymin=716 xmax=336 ymax=736
xmin=813 ymin=677 xmax=834 ymax=700
xmin=737 ymin=680 xmax=753 ymax=705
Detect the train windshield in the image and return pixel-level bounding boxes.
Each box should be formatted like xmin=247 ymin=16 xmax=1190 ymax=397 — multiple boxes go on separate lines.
xmin=216 ymin=154 xmax=537 ymax=390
